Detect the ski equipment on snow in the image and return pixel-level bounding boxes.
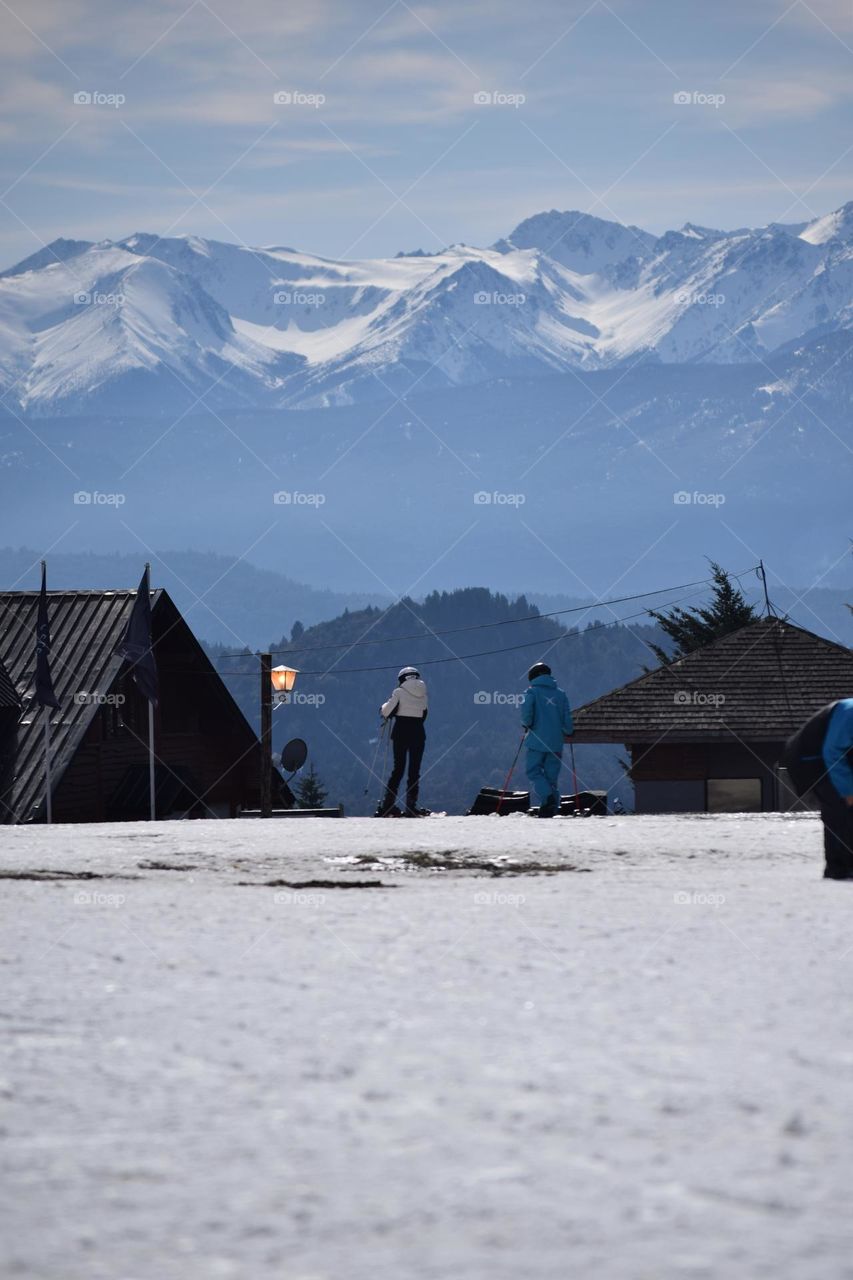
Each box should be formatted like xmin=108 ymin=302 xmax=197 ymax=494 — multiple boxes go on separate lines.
xmin=468 ymin=787 xmax=530 ymax=815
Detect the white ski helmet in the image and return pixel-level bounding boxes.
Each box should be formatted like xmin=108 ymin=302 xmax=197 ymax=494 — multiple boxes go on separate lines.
xmin=398 ymin=666 xmax=421 ymax=683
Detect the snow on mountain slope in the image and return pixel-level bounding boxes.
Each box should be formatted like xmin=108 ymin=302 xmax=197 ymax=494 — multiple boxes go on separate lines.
xmin=629 ymin=226 xmax=824 ymax=364
xmin=799 ymin=200 xmax=853 ymax=246
xmin=0 ymin=202 xmax=851 ymax=415
xmin=0 ymin=242 xmax=302 ymax=414
xmin=279 ymin=247 xmax=607 ymax=406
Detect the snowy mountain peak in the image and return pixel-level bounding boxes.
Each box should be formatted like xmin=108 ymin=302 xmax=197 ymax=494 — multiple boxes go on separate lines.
xmin=800 ymin=200 xmax=853 ymax=246
xmin=0 ymin=238 xmax=94 ymax=279
xmin=497 ymin=209 xmax=656 ymax=274
xmin=677 ymin=222 xmax=725 ymax=241
xmin=1 ymin=200 xmax=852 ymax=415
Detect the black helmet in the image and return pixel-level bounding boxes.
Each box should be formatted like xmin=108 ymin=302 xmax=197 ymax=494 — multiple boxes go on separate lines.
xmin=398 ymin=666 xmax=421 ymax=683
xmin=528 ymin=662 xmax=551 ymax=682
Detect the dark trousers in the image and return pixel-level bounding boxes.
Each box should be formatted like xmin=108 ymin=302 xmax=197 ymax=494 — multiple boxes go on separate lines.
xmin=383 ymin=718 xmax=426 ymax=813
xmin=814 ymin=781 xmax=853 ymax=879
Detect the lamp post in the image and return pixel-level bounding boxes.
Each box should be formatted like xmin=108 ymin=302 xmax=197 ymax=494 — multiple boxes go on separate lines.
xmin=271 ymin=665 xmax=299 ymax=702
xmin=260 ymin=659 xmax=299 ymax=818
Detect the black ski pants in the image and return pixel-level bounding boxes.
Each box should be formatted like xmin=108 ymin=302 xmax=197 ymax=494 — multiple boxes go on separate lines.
xmin=814 ymin=780 xmax=853 ymax=879
xmin=384 ymin=717 xmax=426 ymax=812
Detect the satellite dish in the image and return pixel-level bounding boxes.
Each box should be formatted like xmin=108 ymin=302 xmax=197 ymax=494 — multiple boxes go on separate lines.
xmin=280 ymin=737 xmax=308 ymax=776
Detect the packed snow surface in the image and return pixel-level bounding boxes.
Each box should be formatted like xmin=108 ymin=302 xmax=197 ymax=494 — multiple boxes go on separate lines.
xmin=2 ymin=812 xmax=853 ymax=1280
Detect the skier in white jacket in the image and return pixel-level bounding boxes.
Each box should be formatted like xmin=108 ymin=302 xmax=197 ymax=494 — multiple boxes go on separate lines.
xmin=377 ymin=666 xmax=429 ymax=817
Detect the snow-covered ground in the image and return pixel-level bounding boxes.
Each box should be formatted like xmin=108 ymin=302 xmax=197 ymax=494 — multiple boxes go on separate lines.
xmin=2 ymin=812 xmax=852 ymax=1280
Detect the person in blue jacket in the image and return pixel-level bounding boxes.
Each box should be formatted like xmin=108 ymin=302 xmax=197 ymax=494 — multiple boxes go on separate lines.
xmin=520 ymin=661 xmax=574 ymax=818
xmin=814 ymin=698 xmax=853 ymax=879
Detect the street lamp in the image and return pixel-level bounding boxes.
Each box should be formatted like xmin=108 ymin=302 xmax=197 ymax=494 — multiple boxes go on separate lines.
xmin=260 ymin=659 xmax=300 ymax=818
xmin=271 ymin=664 xmax=299 ymax=704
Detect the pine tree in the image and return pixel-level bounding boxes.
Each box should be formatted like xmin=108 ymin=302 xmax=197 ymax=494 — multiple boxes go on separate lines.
xmin=648 ymin=562 xmax=759 ymax=666
xmin=295 ymin=763 xmax=328 ymax=810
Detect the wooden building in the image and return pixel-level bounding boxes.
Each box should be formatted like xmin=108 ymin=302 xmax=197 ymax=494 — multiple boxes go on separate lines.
xmin=0 ymin=655 xmax=21 ymax=821
xmin=0 ymin=588 xmax=260 ymax=823
xmin=572 ymin=618 xmax=853 ymax=813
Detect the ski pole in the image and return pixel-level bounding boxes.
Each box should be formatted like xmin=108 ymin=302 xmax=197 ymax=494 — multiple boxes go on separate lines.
xmin=378 ymin=718 xmax=392 ymax=806
xmin=496 ymin=730 xmax=527 ymax=814
xmin=363 ymin=718 xmax=387 ymax=795
xmin=569 ymin=741 xmax=579 ymax=807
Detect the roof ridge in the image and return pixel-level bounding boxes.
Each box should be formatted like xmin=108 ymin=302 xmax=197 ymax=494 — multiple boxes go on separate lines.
xmin=574 ymin=616 xmax=851 ymax=720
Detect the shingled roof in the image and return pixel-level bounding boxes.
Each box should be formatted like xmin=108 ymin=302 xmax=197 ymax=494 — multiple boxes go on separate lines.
xmin=572 ymin=617 xmax=853 ymax=743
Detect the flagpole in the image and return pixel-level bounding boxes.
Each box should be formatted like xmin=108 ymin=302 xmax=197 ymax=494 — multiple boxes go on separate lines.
xmin=38 ymin=563 xmax=54 ymax=829
xmin=117 ymin=562 xmax=158 ymax=821
xmin=145 ymin=563 xmax=156 ymax=821
xmin=148 ymin=700 xmax=156 ymax=821
xmin=43 ymin=705 xmax=52 ymax=825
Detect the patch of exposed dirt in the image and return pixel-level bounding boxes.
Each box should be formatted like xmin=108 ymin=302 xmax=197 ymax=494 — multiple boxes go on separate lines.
xmin=348 ymin=851 xmax=589 ymax=876
xmin=137 ymin=861 xmax=198 ymax=871
xmin=239 ymin=878 xmax=392 ymax=889
xmin=0 ymin=869 xmax=140 ymax=882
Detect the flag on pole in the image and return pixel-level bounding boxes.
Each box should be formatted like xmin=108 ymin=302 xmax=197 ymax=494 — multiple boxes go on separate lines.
xmin=34 ymin=562 xmax=60 ymax=709
xmin=117 ymin=565 xmax=159 ymax=707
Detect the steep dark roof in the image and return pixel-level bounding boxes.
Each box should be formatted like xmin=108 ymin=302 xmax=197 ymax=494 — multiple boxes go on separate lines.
xmin=0 ymin=588 xmax=257 ymax=822
xmin=572 ymin=617 xmax=853 ymax=743
xmin=0 ymin=654 xmax=21 ymax=710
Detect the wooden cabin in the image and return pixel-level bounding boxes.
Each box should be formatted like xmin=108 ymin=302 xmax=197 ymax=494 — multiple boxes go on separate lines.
xmin=572 ymin=618 xmax=853 ymax=813
xmin=0 ymin=655 xmax=21 ymax=821
xmin=0 ymin=588 xmax=260 ymax=823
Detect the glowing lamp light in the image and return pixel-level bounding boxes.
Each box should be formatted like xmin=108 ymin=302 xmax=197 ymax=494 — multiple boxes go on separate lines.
xmin=271 ymin=665 xmax=299 ymax=695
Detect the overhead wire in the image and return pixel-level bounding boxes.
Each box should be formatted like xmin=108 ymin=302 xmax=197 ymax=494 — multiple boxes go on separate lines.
xmin=209 ymin=564 xmax=761 ymax=664
xmin=212 ymin=570 xmax=761 ymax=677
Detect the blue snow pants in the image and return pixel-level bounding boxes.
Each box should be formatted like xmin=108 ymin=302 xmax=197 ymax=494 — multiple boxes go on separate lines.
xmin=525 ymin=748 xmax=562 ymax=807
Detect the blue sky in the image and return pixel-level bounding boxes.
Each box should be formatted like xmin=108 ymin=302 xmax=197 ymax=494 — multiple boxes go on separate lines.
xmin=1 ymin=0 xmax=852 ymax=266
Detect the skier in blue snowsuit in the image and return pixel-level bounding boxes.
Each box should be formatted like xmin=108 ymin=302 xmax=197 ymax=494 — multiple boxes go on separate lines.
xmin=520 ymin=662 xmax=574 ymax=818
xmin=785 ymin=697 xmax=853 ymax=878
xmin=807 ymin=699 xmax=853 ymax=879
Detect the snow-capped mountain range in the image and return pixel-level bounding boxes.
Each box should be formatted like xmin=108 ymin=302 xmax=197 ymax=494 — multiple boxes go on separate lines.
xmin=2 ymin=203 xmax=852 ymax=416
